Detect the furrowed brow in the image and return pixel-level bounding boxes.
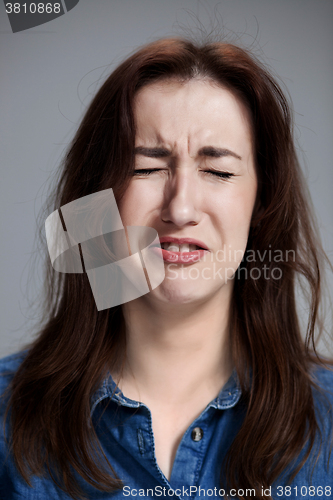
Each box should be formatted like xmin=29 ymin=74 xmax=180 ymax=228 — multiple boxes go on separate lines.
xmin=134 ymin=146 xmax=171 ymax=158
xmin=198 ymin=146 xmax=242 ymax=161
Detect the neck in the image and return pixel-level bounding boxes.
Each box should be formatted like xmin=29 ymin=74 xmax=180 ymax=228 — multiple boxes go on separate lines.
xmin=116 ymin=290 xmax=234 ymax=407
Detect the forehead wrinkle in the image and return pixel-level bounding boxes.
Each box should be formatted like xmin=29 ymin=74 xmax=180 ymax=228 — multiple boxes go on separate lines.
xmin=135 ymin=79 xmax=255 ymax=163
xmin=138 ymin=129 xmax=195 ymax=159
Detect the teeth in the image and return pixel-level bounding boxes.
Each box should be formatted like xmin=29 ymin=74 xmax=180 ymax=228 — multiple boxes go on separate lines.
xmin=179 ymin=243 xmax=190 ymax=253
xmin=162 ymin=242 xmax=201 ymax=252
xmin=167 ymin=243 xmax=180 ymax=252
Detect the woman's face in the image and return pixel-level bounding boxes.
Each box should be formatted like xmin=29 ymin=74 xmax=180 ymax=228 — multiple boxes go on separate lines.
xmin=118 ymin=79 xmax=258 ymax=306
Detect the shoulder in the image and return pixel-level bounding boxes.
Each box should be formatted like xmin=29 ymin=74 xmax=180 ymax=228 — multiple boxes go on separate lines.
xmin=0 ymin=350 xmax=27 ymax=372
xmin=0 ymin=350 xmax=28 ymax=403
xmin=311 ymin=362 xmax=333 ymax=404
xmin=311 ymin=360 xmax=333 ymax=384
xmin=284 ymin=363 xmax=333 ymax=488
xmin=309 ymin=363 xmax=333 ymax=468
xmin=310 ymin=362 xmax=333 ymax=435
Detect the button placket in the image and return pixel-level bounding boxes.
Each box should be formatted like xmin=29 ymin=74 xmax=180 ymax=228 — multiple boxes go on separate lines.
xmin=191 ymin=426 xmax=204 ymax=442
xmin=169 ymin=414 xmax=213 ymax=495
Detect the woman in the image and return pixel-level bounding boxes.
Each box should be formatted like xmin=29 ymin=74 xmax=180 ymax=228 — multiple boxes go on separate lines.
xmin=0 ymin=38 xmax=332 ymax=500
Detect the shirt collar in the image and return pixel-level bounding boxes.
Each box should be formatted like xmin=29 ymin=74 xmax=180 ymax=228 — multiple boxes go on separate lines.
xmin=90 ymin=368 xmax=242 ymax=416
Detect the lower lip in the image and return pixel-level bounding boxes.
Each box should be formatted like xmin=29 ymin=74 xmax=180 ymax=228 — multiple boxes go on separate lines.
xmin=161 ymin=249 xmax=208 ymax=263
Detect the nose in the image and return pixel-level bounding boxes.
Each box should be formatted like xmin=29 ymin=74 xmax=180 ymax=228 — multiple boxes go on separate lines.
xmin=160 ymin=167 xmax=201 ymax=227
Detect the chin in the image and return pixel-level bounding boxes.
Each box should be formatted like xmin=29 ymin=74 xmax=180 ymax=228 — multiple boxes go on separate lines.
xmin=152 ymin=284 xmax=201 ymax=304
xmin=149 ymin=276 xmax=225 ymax=306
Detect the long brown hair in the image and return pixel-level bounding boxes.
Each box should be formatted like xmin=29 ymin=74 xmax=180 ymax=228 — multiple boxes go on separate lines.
xmin=5 ymin=38 xmax=332 ymax=499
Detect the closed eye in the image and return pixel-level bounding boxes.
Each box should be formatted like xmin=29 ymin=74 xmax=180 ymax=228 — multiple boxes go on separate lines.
xmin=133 ymin=168 xmax=164 ymax=176
xmin=203 ymin=170 xmax=234 ymax=180
xmin=133 ymin=168 xmax=235 ymax=180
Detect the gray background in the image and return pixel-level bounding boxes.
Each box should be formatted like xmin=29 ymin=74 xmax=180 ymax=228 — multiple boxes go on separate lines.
xmin=1 ymin=0 xmax=332 ymax=357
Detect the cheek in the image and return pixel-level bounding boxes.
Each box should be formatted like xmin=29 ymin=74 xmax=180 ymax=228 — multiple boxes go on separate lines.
xmin=117 ymin=182 xmax=162 ymax=226
xmin=117 ymin=187 xmax=138 ymax=226
xmin=211 ymin=184 xmax=257 ymax=241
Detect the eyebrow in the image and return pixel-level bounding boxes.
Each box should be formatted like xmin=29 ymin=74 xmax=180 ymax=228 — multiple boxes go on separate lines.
xmin=134 ymin=146 xmax=242 ymax=160
xmin=134 ymin=146 xmax=170 ymax=158
xmin=199 ymin=146 xmax=242 ymax=160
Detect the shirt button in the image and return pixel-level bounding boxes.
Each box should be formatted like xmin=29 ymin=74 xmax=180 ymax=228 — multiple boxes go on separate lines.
xmin=191 ymin=427 xmax=204 ymax=442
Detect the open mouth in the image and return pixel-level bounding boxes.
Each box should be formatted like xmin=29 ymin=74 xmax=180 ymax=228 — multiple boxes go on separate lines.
xmin=158 ymin=241 xmax=208 ymax=263
xmin=160 ymin=242 xmax=205 ymax=252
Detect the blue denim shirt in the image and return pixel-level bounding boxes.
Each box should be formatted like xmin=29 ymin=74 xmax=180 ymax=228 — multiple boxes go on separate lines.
xmin=1 ymin=351 xmax=333 ymax=499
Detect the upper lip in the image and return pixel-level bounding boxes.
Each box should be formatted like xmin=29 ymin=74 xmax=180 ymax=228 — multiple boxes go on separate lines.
xmin=158 ymin=236 xmax=209 ymax=250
